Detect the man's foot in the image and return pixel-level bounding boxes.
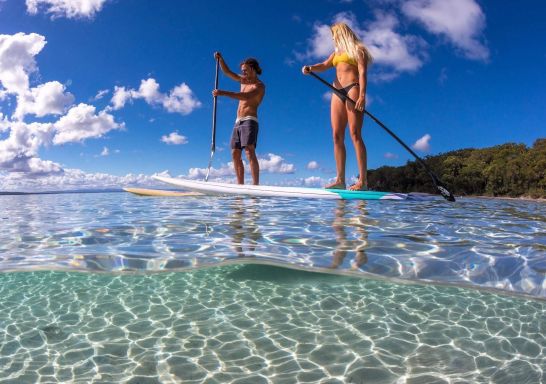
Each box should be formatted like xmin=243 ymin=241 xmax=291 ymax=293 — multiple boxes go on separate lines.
xmin=349 ymin=182 xmax=368 ymax=191
xmin=325 ymin=181 xmax=346 ymax=190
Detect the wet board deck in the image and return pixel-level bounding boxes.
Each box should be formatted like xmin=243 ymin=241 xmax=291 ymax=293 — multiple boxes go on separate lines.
xmin=153 ymin=176 xmax=408 ymax=200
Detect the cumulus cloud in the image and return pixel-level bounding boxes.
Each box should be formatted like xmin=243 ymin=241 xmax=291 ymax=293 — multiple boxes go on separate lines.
xmin=0 ymin=121 xmax=58 ymax=174
xmin=14 ymin=81 xmax=74 ymax=119
xmin=384 ymin=152 xmax=399 ymax=159
xmin=0 ymin=168 xmax=161 ymax=192
xmin=161 ymin=131 xmax=188 ymax=145
xmin=307 ymin=160 xmax=319 ymax=170
xmin=109 ymin=78 xmax=201 ymax=115
xmin=412 ymin=133 xmax=431 ymax=152
xmin=0 ymin=33 xmax=46 ymax=95
xmin=0 ymin=32 xmax=125 ymax=180
xmin=361 ymin=12 xmax=427 ymax=75
xmin=303 ymin=176 xmax=325 ymax=187
xmin=402 ymin=0 xmax=489 ymax=61
xmin=186 ymin=153 xmax=296 ymax=180
xmin=53 ymin=103 xmax=123 ymax=145
xmin=259 ymin=153 xmax=296 ymax=174
xmin=100 ymin=146 xmax=109 ymax=156
xmin=26 ymin=0 xmax=109 ymax=19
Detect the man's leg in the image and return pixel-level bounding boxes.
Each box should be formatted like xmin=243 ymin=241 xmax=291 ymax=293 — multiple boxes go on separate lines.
xmin=232 ymin=149 xmax=244 ymax=184
xmin=244 ymin=145 xmax=259 ymax=185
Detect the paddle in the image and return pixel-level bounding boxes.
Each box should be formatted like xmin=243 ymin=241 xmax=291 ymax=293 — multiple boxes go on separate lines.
xmin=205 ymin=55 xmax=220 ymax=182
xmin=307 ymin=71 xmax=456 ymax=202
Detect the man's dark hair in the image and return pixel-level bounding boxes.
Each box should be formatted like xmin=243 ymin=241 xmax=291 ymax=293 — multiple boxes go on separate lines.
xmin=240 ymin=58 xmax=262 ymax=75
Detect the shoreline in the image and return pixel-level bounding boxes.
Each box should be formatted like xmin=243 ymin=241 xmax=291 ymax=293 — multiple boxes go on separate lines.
xmin=469 ymin=194 xmax=546 ymax=203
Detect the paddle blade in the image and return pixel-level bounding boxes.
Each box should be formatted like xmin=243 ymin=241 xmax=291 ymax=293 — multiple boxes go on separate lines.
xmin=437 ymin=183 xmax=456 ymax=202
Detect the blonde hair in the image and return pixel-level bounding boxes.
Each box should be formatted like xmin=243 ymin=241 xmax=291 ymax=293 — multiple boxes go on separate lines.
xmin=331 ymin=22 xmax=373 ymax=65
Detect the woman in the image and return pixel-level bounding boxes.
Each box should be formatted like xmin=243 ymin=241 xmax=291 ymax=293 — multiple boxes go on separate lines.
xmin=302 ymin=22 xmax=373 ymax=191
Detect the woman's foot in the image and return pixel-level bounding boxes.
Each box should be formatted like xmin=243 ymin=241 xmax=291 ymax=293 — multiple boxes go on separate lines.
xmin=349 ymin=181 xmax=368 ymax=191
xmin=325 ymin=181 xmax=346 ymax=190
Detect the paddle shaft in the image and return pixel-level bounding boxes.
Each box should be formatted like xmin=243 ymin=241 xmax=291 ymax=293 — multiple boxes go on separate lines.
xmin=205 ymin=57 xmax=220 ymax=182
xmin=308 ymin=71 xmax=455 ymax=202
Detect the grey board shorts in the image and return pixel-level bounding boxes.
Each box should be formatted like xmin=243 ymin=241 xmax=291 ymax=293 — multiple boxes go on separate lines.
xmin=230 ymin=119 xmax=259 ymax=150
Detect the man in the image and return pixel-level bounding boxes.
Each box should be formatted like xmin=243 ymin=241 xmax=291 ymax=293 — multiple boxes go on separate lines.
xmin=212 ymin=52 xmax=265 ymax=185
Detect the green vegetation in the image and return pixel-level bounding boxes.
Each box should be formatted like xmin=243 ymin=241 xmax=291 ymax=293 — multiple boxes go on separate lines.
xmin=368 ymin=139 xmax=546 ymax=199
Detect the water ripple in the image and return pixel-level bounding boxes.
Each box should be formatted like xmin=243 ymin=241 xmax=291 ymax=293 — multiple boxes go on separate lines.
xmin=0 ymin=193 xmax=545 ymax=299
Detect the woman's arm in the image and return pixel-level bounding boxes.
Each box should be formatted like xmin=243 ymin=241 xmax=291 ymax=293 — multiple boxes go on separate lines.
xmin=302 ymin=53 xmax=335 ymax=74
xmin=355 ymin=50 xmax=368 ymax=111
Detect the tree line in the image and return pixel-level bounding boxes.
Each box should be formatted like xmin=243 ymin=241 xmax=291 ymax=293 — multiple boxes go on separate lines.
xmin=368 ymin=138 xmax=546 ymax=198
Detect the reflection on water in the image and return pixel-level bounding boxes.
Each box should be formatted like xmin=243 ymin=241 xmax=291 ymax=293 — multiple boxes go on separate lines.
xmin=330 ymin=200 xmax=369 ymax=270
xmin=228 ymin=197 xmax=262 ymax=257
xmin=0 ymin=192 xmax=545 ymax=298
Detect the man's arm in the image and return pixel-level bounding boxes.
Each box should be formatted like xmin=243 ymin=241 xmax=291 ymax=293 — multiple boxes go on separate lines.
xmin=214 ymin=83 xmax=264 ymax=101
xmin=215 ymin=52 xmax=241 ymax=82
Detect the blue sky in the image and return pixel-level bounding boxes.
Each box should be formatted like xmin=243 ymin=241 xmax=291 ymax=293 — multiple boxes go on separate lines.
xmin=0 ymin=0 xmax=544 ymax=191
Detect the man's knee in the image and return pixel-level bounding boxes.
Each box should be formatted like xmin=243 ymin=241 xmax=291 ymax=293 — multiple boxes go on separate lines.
xmin=244 ymin=146 xmax=256 ymax=159
xmin=232 ymin=149 xmax=242 ymax=161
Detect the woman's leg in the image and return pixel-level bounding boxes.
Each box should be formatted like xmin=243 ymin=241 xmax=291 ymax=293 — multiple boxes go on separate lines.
xmin=346 ymin=87 xmax=367 ymax=190
xmin=326 ymin=93 xmax=349 ymax=189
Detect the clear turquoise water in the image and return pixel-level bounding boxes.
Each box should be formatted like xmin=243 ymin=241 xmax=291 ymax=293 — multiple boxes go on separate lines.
xmin=0 ymin=192 xmax=545 ymax=383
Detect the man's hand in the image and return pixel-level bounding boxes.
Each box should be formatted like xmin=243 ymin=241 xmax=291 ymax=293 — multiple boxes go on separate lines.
xmin=301 ymin=65 xmax=311 ymax=75
xmin=212 ymin=89 xmax=224 ymax=97
xmin=214 ymin=52 xmax=223 ymax=61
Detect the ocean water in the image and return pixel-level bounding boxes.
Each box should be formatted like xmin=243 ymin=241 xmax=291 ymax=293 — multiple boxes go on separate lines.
xmin=0 ymin=192 xmax=545 ymax=383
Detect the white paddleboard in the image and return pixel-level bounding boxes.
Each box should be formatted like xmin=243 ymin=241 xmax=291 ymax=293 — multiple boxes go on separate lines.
xmin=152 ymin=176 xmax=407 ymax=200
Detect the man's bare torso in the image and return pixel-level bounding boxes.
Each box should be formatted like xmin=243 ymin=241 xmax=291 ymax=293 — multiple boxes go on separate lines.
xmin=237 ymin=80 xmax=265 ymax=118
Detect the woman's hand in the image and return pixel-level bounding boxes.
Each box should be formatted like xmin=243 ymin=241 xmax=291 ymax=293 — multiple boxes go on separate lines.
xmin=355 ymin=96 xmax=366 ymax=112
xmin=301 ymin=65 xmax=311 ymax=75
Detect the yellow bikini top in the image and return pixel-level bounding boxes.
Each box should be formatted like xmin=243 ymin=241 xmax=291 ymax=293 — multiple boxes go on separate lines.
xmin=332 ymin=52 xmax=357 ymax=67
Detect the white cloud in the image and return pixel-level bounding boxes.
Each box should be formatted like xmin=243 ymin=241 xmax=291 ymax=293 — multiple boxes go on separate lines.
xmin=138 ymin=78 xmax=161 ymax=104
xmin=0 ymin=32 xmax=125 ymax=178
xmin=100 ymin=146 xmax=109 ymax=156
xmin=109 ymin=78 xmax=201 ymax=115
xmin=296 ymin=23 xmax=334 ymax=61
xmin=362 ymin=12 xmax=427 ymax=74
xmin=110 ymin=86 xmax=132 ymax=110
xmin=186 ymin=153 xmax=296 ymax=180
xmin=0 ymin=168 xmax=161 ymax=192
xmin=258 ymin=153 xmax=296 ymax=174
xmin=303 ymin=176 xmax=325 ymax=187
xmin=163 ymin=83 xmax=202 ymax=115
xmin=92 ymin=89 xmax=109 ymax=100
xmin=412 ymin=133 xmax=431 ymax=152
xmin=307 ymin=160 xmax=319 ymax=170
xmin=187 ymin=163 xmax=234 ymax=180
xmin=53 ymin=103 xmax=123 ymax=145
xmin=0 ymin=33 xmax=46 ymax=95
xmin=26 ymin=0 xmax=109 ymax=19
xmin=161 ymin=131 xmax=188 ymax=145
xmin=322 ymin=91 xmax=332 ymax=102
xmin=384 ymin=152 xmax=399 ymax=159
xmin=0 ymin=121 xmax=58 ymax=174
xmin=14 ymin=81 xmax=74 ymax=119
xmin=402 ymin=0 xmax=489 ymax=61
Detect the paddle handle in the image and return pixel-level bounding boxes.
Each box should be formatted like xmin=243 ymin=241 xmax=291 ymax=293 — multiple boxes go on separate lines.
xmin=205 ymin=56 xmax=220 ymax=182
xmin=211 ymin=57 xmax=220 ymax=152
